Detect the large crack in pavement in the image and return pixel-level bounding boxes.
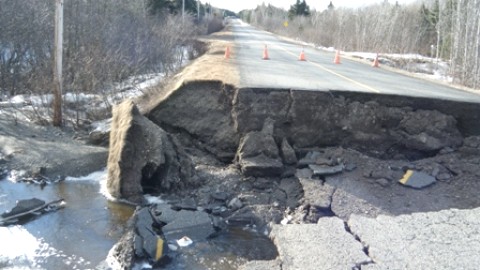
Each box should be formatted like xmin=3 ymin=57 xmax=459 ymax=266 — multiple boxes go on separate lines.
xmin=105 ymin=80 xmax=480 ymax=269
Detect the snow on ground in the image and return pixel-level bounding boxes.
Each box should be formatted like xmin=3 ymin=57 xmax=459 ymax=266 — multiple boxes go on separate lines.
xmin=0 ymin=44 xmax=193 ymax=125
xmin=65 ymin=168 xmax=107 ymax=182
xmin=345 ymin=51 xmax=453 ymax=83
xmin=0 ymin=225 xmax=91 ymax=269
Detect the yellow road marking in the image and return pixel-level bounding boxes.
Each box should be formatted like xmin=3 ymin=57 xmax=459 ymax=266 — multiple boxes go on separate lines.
xmin=273 ymin=45 xmax=381 ymax=93
xmin=155 ymin=237 xmax=164 ymax=260
xmin=399 ymin=170 xmax=414 ymax=184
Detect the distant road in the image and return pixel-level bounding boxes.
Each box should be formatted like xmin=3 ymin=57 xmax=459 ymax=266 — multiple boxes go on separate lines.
xmin=229 ymin=19 xmax=480 ymax=103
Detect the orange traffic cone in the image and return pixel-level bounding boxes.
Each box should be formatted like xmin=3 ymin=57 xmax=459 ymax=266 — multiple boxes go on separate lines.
xmin=299 ymin=49 xmax=306 ymax=61
xmin=262 ymin=45 xmax=270 ymax=60
xmin=333 ymin=50 xmax=341 ymax=64
xmin=224 ymin=46 xmax=231 ymax=59
xmin=372 ymin=53 xmax=380 ymax=67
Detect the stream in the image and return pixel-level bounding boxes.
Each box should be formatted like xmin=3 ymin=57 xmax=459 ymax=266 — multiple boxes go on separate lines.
xmin=0 ymin=170 xmax=277 ymax=270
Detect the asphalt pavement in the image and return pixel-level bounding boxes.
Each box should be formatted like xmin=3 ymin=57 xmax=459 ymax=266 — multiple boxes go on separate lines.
xmin=229 ymin=20 xmax=480 ymax=270
xmin=229 ymin=19 xmax=480 ymax=103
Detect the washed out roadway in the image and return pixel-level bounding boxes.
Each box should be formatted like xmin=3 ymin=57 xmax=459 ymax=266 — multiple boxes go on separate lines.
xmin=228 ymin=19 xmax=480 ymax=270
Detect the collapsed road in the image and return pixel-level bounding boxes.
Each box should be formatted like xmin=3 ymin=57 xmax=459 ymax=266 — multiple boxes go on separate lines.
xmin=103 ymin=23 xmax=480 ymax=269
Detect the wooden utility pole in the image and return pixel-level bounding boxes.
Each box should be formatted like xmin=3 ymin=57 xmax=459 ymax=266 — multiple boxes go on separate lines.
xmin=197 ymin=0 xmax=200 ymax=20
xmin=53 ymin=0 xmax=63 ymax=126
xmin=182 ymin=0 xmax=185 ymax=22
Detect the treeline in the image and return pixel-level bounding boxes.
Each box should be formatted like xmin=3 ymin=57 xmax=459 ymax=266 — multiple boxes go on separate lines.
xmin=241 ymin=0 xmax=480 ymax=89
xmin=0 ymin=0 xmax=223 ymax=100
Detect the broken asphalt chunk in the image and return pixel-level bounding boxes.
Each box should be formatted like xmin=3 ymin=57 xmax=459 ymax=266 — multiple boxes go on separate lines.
xmin=399 ymin=170 xmax=436 ymax=189
xmin=160 ymin=210 xmax=215 ymax=243
xmin=309 ymin=164 xmax=344 ymax=176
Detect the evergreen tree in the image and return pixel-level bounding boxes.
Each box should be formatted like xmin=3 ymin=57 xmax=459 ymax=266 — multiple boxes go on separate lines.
xmin=147 ymin=0 xmax=198 ymax=16
xmin=288 ymin=0 xmax=310 ymax=18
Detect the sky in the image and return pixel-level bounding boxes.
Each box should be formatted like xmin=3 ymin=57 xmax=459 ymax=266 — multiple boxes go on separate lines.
xmin=207 ymin=0 xmax=418 ymax=13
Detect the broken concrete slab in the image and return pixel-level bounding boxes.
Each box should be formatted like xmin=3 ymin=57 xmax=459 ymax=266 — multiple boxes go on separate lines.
xmin=270 ymin=217 xmax=371 ymax=270
xmin=160 ymin=209 xmax=215 ymax=242
xmin=106 ymin=100 xmax=196 ymax=204
xmin=348 ymin=207 xmax=480 ymax=269
xmin=171 ymin=197 xmax=197 ymax=211
xmin=238 ymin=154 xmax=284 ymax=177
xmin=399 ymin=170 xmax=436 ymax=189
xmin=236 ymin=118 xmax=284 ymax=177
xmin=309 ymin=164 xmax=344 ymax=176
xmin=134 ymin=208 xmax=167 ymax=262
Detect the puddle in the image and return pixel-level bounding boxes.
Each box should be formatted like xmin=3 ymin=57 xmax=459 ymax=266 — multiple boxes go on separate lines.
xmin=0 ymin=171 xmax=134 ymax=269
xmin=0 ymin=171 xmax=278 ymax=270
xmin=158 ymin=227 xmax=278 ymax=270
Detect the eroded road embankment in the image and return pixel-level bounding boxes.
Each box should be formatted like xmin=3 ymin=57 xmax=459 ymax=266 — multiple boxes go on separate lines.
xmin=146 ymin=81 xmax=480 ymax=161
xmin=106 ymin=77 xmax=480 ymax=269
xmin=136 ymin=81 xmax=480 ymax=269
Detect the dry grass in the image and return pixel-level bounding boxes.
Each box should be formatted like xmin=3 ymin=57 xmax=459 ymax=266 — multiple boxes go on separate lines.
xmin=138 ymin=28 xmax=240 ymax=114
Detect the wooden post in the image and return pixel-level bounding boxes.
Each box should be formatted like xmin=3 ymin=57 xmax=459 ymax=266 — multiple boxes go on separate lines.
xmin=53 ymin=0 xmax=63 ymax=127
xmin=182 ymin=0 xmax=185 ymax=22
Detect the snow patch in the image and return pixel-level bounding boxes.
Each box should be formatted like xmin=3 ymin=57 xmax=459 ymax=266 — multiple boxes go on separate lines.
xmin=65 ymin=168 xmax=107 ymax=182
xmin=144 ymin=194 xmax=165 ymax=205
xmin=0 ymin=226 xmax=91 ymax=269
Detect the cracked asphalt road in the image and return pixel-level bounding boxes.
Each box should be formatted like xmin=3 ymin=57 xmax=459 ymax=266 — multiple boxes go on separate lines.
xmin=242 ymin=207 xmax=480 ymax=270
xmin=229 ymin=19 xmax=480 ymax=103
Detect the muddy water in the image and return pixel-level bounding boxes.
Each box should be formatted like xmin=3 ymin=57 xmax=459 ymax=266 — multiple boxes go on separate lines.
xmin=0 ymin=171 xmax=134 ymax=269
xmin=0 ymin=171 xmax=277 ymax=270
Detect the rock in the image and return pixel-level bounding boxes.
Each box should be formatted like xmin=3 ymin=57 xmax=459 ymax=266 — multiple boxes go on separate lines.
xmin=227 ymin=210 xmax=258 ymax=227
xmin=299 ymin=179 xmax=335 ymax=209
xmin=280 ymin=138 xmax=297 ymax=165
xmin=344 ymin=163 xmax=357 ymax=172
xmin=397 ymin=110 xmax=463 ymax=152
xmin=211 ymin=192 xmax=230 ymax=202
xmin=281 ymin=166 xmax=296 ymax=178
xmin=399 ymin=170 xmax=436 ymax=189
xmin=295 ymin=168 xmax=313 ymax=179
xmin=0 ymin=198 xmax=65 ymax=226
xmin=376 ymin=178 xmax=390 ymax=187
xmin=171 ymin=197 xmax=197 ymax=211
xmin=1 ymin=198 xmax=45 ymax=218
xmin=211 ymin=216 xmax=227 ymax=230
xmin=106 ymin=100 xmax=196 ymax=204
xmin=278 ymin=178 xmax=304 ymax=209
xmin=252 ymin=178 xmax=274 ymax=190
xmin=160 ymin=210 xmax=215 ymax=242
xmin=228 ymin=197 xmax=243 ymax=210
xmin=298 ymin=151 xmax=322 ymax=166
xmin=108 ymin=230 xmax=136 ymax=270
xmin=152 ymin=204 xmax=178 ymax=224
xmin=88 ymin=130 xmax=109 ymax=146
xmin=309 ymin=164 xmax=344 ymax=176
xmin=236 ymin=119 xmax=284 ymax=177
xmin=238 ymin=153 xmax=284 ymax=177
xmin=436 ymin=173 xmax=452 ymax=181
